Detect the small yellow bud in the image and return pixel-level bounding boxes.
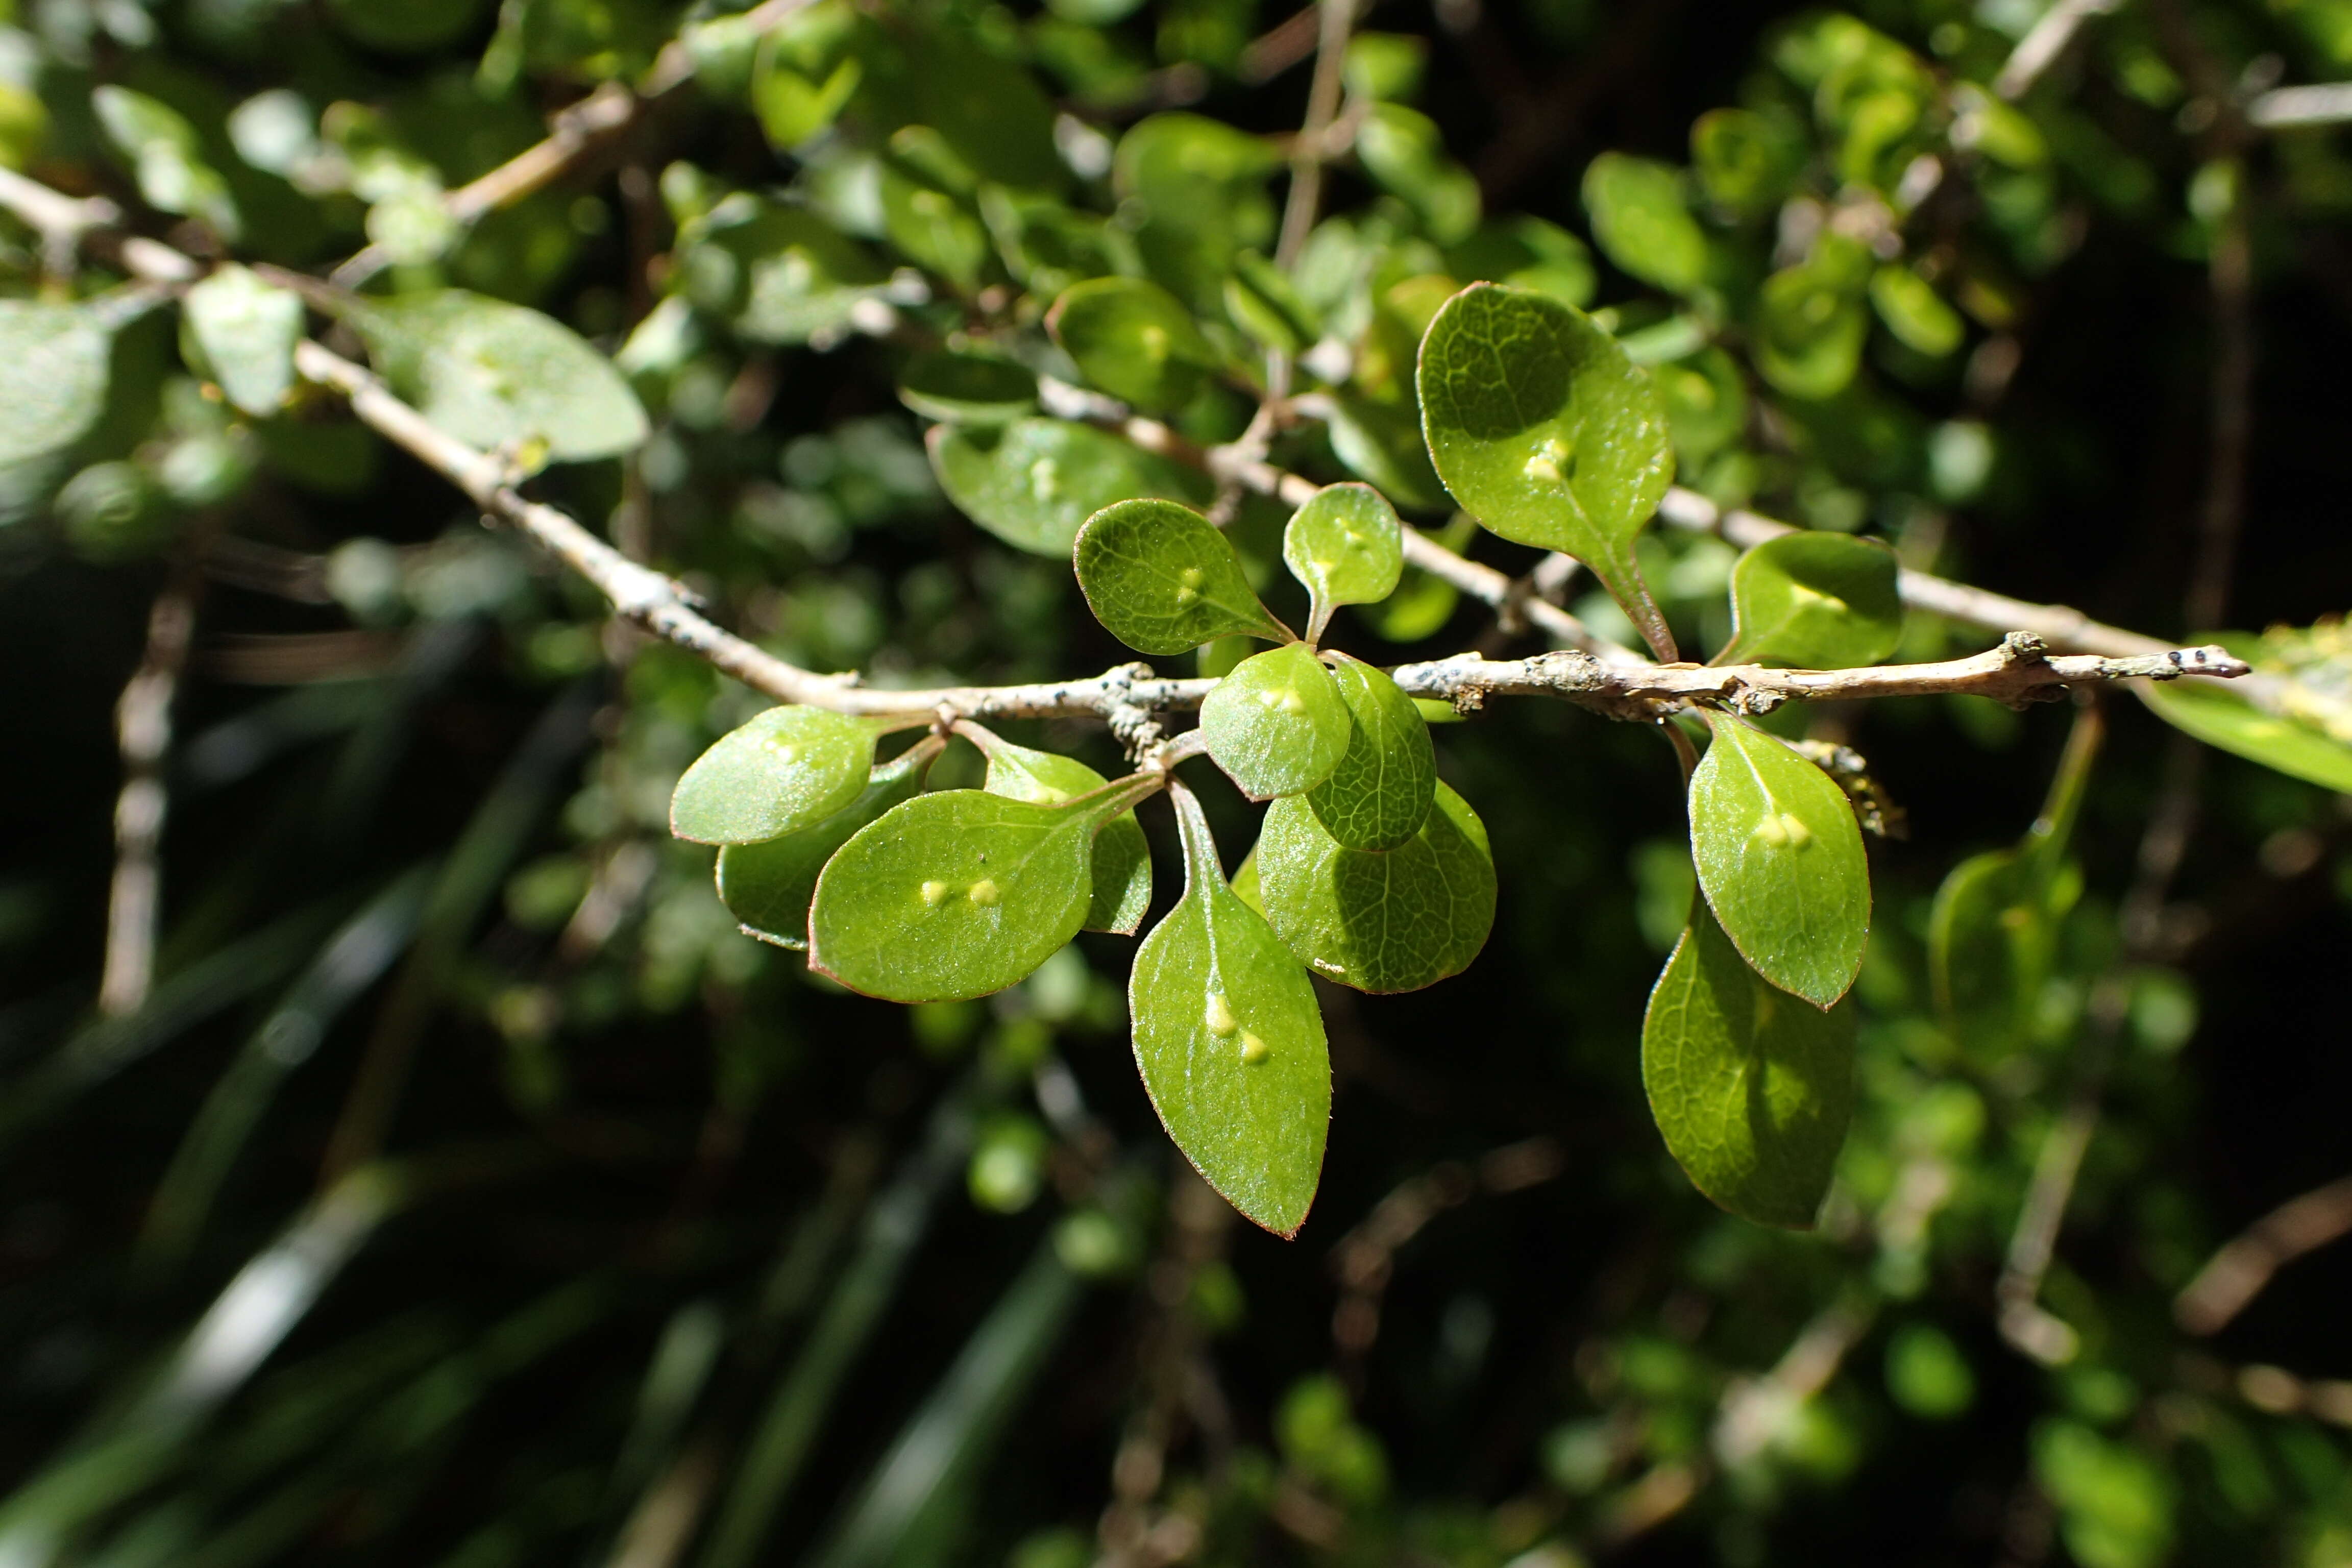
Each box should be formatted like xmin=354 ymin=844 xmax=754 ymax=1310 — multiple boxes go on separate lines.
xmin=919 ymin=880 xmax=949 ymax=906
xmin=1205 ymin=991 xmax=1238 ymax=1036
xmin=1239 ymin=1032 xmax=1270 ymax=1065
xmin=967 ymin=878 xmax=1001 ymax=907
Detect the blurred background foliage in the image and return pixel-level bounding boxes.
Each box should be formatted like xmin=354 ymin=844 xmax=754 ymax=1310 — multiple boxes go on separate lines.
xmin=2 ymin=0 xmax=2351 ymax=1564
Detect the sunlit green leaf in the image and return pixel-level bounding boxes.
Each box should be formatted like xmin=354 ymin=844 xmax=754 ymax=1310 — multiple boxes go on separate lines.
xmin=1690 ymin=106 xmax=1805 ymax=216
xmin=1417 ymin=283 xmax=1677 ymax=658
xmin=1754 ymin=260 xmax=1868 ymax=402
xmin=341 ymin=289 xmax=649 ymax=463
xmin=810 ymin=783 xmax=1152 ymax=1002
xmin=1201 ymin=644 xmax=1352 ymax=800
xmin=976 ymin=734 xmax=1153 ymax=935
xmin=1652 ymin=346 xmax=1748 ymax=467
xmin=1716 ymin=533 xmax=1902 ymax=669
xmin=1323 ymin=391 xmax=1447 ymax=512
xmin=1870 ymin=265 xmax=1965 ymax=357
xmin=679 ymin=197 xmax=888 ymax=346
xmin=1581 ymin=153 xmax=1708 ymax=296
xmin=671 ymin=707 xmax=897 ymax=846
xmin=1355 ymin=104 xmax=1480 ymax=245
xmin=1305 ymin=656 xmax=1433 ymax=850
xmin=1688 ymin=716 xmax=1871 ymax=1008
xmin=1256 ymin=780 xmax=1493 ymax=993
xmin=1642 ymin=896 xmax=1855 ymax=1228
xmin=1130 ymin=782 xmax=1329 ymax=1236
xmin=2140 ymin=677 xmax=2352 ymax=795
xmin=0 ymin=301 xmax=111 ymax=467
xmin=94 ymin=86 xmax=241 ymax=241
xmin=1223 ymin=250 xmax=1320 ymax=357
xmin=1074 ymin=498 xmax=1288 ymax=654
xmin=750 ymin=4 xmax=865 ymax=149
xmin=1113 ymin=113 xmax=1282 ymax=310
xmin=930 ymin=418 xmax=1211 ymax=558
xmin=182 ymin=265 xmax=303 ymax=418
xmin=1282 ymin=484 xmax=1403 ymax=644
xmin=880 ymin=131 xmax=991 ymax=293
xmin=897 ymin=351 xmax=1037 ymax=425
xmin=1047 ymin=276 xmax=1220 ymax=414
xmin=718 ymin=739 xmax=940 ymax=949
xmin=1448 ymin=216 xmax=1596 ymax=308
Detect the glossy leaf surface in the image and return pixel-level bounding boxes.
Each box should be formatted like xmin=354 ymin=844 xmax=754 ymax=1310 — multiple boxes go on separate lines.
xmin=1129 ymin=784 xmax=1329 ymax=1237
xmin=1074 ymin=498 xmax=1287 ymax=654
xmin=344 ymin=290 xmax=649 ymax=463
xmin=2140 ymin=678 xmax=2352 ymax=795
xmin=810 ymin=787 xmax=1144 ymax=1002
xmin=1689 ymin=717 xmax=1870 ymax=1008
xmin=671 ymin=707 xmax=891 ymax=846
xmin=717 ymin=741 xmax=937 ymax=950
xmin=978 ymin=737 xmax=1153 ymax=935
xmin=0 ymin=301 xmax=110 ymax=467
xmin=930 ymin=418 xmax=1211 ymax=558
xmin=1305 ymin=656 xmax=1433 ymax=850
xmin=897 ymin=351 xmax=1037 ymax=425
xmin=1643 ymin=898 xmax=1856 ymax=1228
xmin=1282 ymin=484 xmax=1403 ymax=644
xmin=1047 ymin=277 xmax=1219 ymax=414
xmin=1200 ymin=644 xmax=1352 ymax=801
xmin=1257 ymin=782 xmax=1494 ymax=993
xmin=1416 ymin=283 xmax=1677 ymax=658
xmin=1716 ymin=532 xmax=1902 ymax=669
xmin=183 ymin=266 xmax=303 ymax=417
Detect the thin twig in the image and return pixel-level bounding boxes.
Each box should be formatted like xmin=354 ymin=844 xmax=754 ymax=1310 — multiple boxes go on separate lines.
xmin=2248 ymin=82 xmax=2352 ymax=128
xmin=1275 ymin=0 xmax=1356 ymax=270
xmin=2174 ymin=1173 xmax=2352 ymax=1335
xmin=1993 ymin=0 xmax=2125 ymax=101
xmin=99 ymin=576 xmax=202 ymax=1016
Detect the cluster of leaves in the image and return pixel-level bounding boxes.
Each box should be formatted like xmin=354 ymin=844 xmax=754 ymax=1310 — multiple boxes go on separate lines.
xmin=5 ymin=1 xmax=2352 ymax=1566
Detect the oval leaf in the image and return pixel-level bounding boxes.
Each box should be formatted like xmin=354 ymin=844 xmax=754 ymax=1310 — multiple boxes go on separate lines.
xmin=929 ymin=417 xmax=1212 ymax=559
xmin=2140 ymin=678 xmax=2352 ymax=795
xmin=1200 ymin=644 xmax=1352 ymax=801
xmin=1282 ymin=483 xmax=1403 ymax=644
xmin=1256 ymin=781 xmax=1494 ymax=993
xmin=897 ymin=350 xmax=1037 ymax=425
xmin=341 ymin=289 xmax=649 ymax=464
xmin=671 ymin=707 xmax=892 ymax=846
xmin=1688 ymin=717 xmax=1871 ymax=1008
xmin=1643 ymin=897 xmax=1856 ymax=1228
xmin=809 ymin=787 xmax=1144 ymax=1002
xmin=1047 ymin=276 xmax=1219 ymax=414
xmin=1305 ymin=655 xmax=1434 ymax=850
xmin=717 ymin=739 xmax=940 ymax=950
xmin=183 ymin=265 xmax=303 ymax=418
xmin=0 ymin=301 xmax=111 ymax=468
xmin=1581 ymin=153 xmax=1709 ymax=296
xmin=1074 ymin=498 xmax=1287 ymax=654
xmin=976 ymin=734 xmax=1153 ymax=935
xmin=1130 ymin=782 xmax=1329 ymax=1237
xmin=1416 ymin=283 xmax=1677 ymax=659
xmin=1715 ymin=532 xmax=1902 ymax=669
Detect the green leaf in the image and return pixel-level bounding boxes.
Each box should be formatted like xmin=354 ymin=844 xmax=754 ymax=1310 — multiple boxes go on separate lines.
xmin=2139 ymin=678 xmax=2352 ymax=795
xmin=679 ymin=197 xmax=888 ymax=346
xmin=182 ymin=265 xmax=303 ymax=418
xmin=1651 ymin=346 xmax=1748 ymax=467
xmin=717 ymin=739 xmax=940 ymax=950
xmin=1641 ymin=897 xmax=1855 ymax=1228
xmin=1073 ymin=498 xmax=1288 ymax=654
xmin=671 ymin=707 xmax=897 ymax=846
xmin=879 ymin=129 xmax=991 ymax=293
xmin=1046 ymin=277 xmax=1220 ymax=415
xmin=1200 ymin=644 xmax=1352 ymax=801
xmin=0 ymin=301 xmax=111 ymax=468
xmin=1690 ymin=107 xmax=1806 ymax=216
xmin=897 ymin=351 xmax=1037 ymax=425
xmin=929 ymin=418 xmax=1211 ymax=558
xmin=1447 ymin=216 xmax=1597 ymax=309
xmin=974 ymin=734 xmax=1154 ymax=935
xmin=1417 ymin=283 xmax=1678 ymax=659
xmin=750 ymin=7 xmax=865 ymax=149
xmin=1354 ymin=104 xmax=1480 ymax=246
xmin=1715 ymin=533 xmax=1902 ymax=669
xmin=1581 ymin=154 xmax=1708 ymax=296
xmin=810 ymin=784 xmax=1149 ymax=1001
xmin=1223 ymin=250 xmax=1320 ymax=357
xmin=1304 ymin=656 xmax=1433 ymax=850
xmin=1283 ymin=484 xmax=1403 ymax=644
xmin=1688 ymin=717 xmax=1871 ymax=1008
xmin=1869 ymin=265 xmax=1965 ymax=357
xmin=93 ymin=86 xmax=240 ymax=242
xmin=1322 ymin=391 xmax=1447 ymax=512
xmin=1129 ymin=782 xmax=1329 ymax=1236
xmin=1113 ymin=113 xmax=1282 ymax=311
xmin=1256 ymin=781 xmax=1494 ymax=994
xmin=1754 ymin=261 xmax=1868 ymax=402
xmin=341 ymin=290 xmax=649 ymax=464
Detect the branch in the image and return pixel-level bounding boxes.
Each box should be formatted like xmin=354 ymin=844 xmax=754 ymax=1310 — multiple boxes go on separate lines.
xmin=1993 ymin=0 xmax=2125 ymax=101
xmin=1274 ymin=0 xmax=1356 ymax=270
xmin=2248 ymin=82 xmax=2352 ymax=129
xmin=2174 ymin=1172 xmax=2352 ymax=1335
xmin=100 ymin=577 xmax=201 ymax=1017
xmin=330 ymin=0 xmax=820 ymax=288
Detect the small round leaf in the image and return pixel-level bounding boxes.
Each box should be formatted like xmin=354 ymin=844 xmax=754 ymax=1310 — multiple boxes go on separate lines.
xmin=977 ymin=734 xmax=1153 ymax=935
xmin=1074 ymin=498 xmax=1287 ymax=654
xmin=1256 ymin=782 xmax=1494 ymax=993
xmin=1715 ymin=532 xmax=1902 ymax=669
xmin=0 ymin=301 xmax=110 ymax=468
xmin=1305 ymin=656 xmax=1434 ymax=850
xmin=897 ymin=351 xmax=1037 ymax=425
xmin=1200 ymin=644 xmax=1352 ymax=801
xmin=930 ymin=417 xmax=1212 ymax=558
xmin=717 ymin=740 xmax=939 ymax=949
xmin=1046 ymin=276 xmax=1220 ymax=414
xmin=671 ymin=707 xmax=892 ymax=846
xmin=1282 ymin=484 xmax=1403 ymax=643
